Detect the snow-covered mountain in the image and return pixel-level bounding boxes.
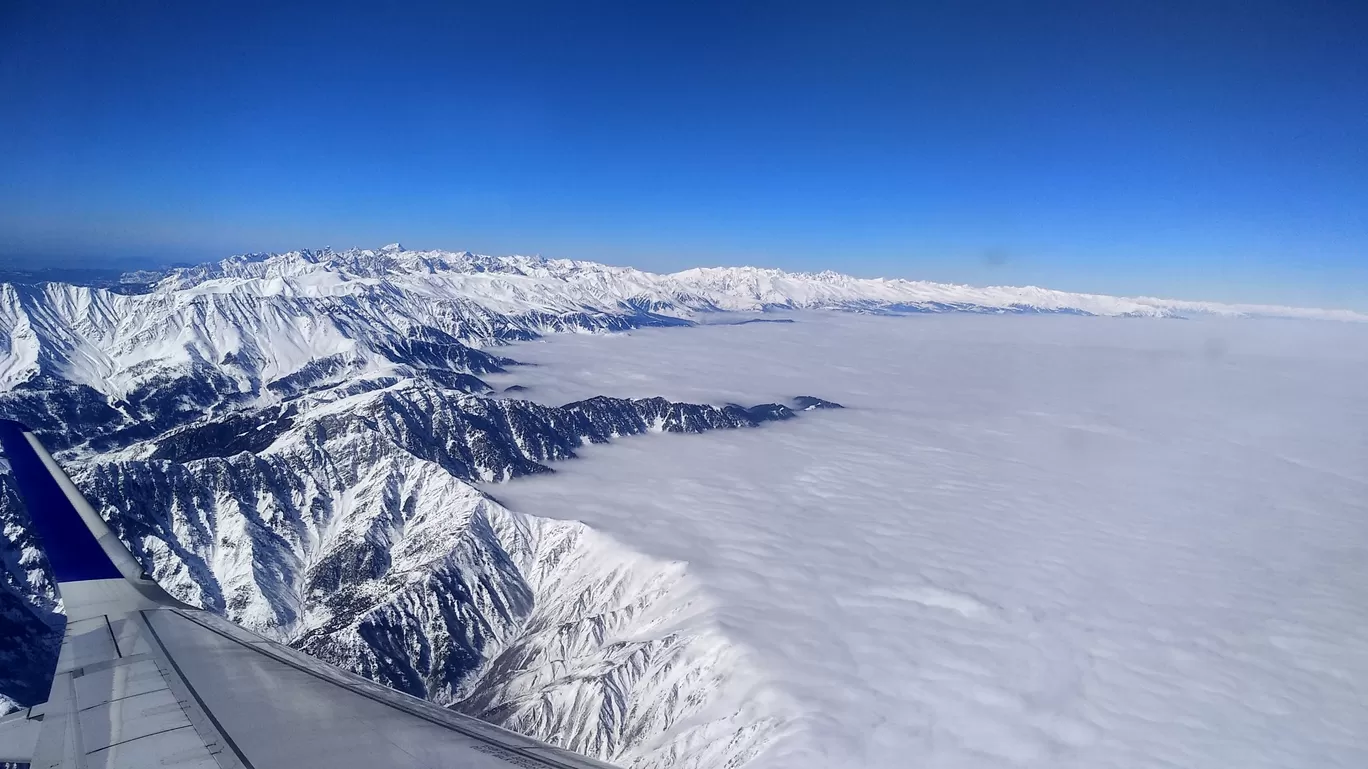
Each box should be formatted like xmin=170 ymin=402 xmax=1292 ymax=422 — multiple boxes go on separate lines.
xmin=0 ymin=247 xmax=849 ymax=767
xmin=153 ymin=244 xmax=1368 ymax=322
xmin=0 ymin=244 xmax=1357 ymax=767
xmin=0 ymin=378 xmax=817 ymax=767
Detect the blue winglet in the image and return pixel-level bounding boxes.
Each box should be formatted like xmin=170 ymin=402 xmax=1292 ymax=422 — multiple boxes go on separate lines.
xmin=0 ymin=419 xmax=123 ymax=582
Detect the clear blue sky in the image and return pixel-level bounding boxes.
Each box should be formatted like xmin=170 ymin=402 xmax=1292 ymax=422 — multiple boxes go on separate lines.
xmin=2 ymin=2 xmax=1365 ymax=308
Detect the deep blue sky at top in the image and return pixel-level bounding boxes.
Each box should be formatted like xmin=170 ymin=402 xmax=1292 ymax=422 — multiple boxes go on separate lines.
xmin=1 ymin=2 xmax=1365 ymax=307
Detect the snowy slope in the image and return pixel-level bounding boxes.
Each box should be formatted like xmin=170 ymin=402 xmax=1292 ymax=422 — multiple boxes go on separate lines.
xmin=67 ymin=384 xmax=791 ymax=767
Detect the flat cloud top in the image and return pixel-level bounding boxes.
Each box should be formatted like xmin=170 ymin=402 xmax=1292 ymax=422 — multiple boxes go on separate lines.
xmin=490 ymin=313 xmax=1368 ymax=769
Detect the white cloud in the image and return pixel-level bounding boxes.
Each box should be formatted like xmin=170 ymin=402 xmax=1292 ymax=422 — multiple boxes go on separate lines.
xmin=488 ymin=313 xmax=1368 ymax=768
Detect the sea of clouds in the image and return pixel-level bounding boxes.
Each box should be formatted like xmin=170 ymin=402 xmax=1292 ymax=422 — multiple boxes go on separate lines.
xmin=484 ymin=313 xmax=1368 ymax=769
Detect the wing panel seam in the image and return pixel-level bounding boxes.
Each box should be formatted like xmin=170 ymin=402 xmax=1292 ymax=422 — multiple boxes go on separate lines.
xmin=66 ymin=673 xmax=89 ymax=769
xmin=103 ymin=614 xmax=122 ymax=658
xmin=85 ymin=723 xmax=195 ymax=755
xmin=140 ymin=610 xmax=256 ymax=769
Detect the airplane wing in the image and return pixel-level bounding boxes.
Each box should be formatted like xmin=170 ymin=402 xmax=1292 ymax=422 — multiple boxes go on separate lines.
xmin=0 ymin=420 xmax=618 ymax=769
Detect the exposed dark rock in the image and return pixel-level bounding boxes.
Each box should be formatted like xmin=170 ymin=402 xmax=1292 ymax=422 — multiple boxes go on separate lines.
xmin=151 ymin=405 xmax=299 ymax=462
xmin=372 ymin=327 xmax=512 ymax=375
xmin=792 ymin=396 xmax=844 ymax=410
xmin=0 ymin=377 xmax=127 ymax=450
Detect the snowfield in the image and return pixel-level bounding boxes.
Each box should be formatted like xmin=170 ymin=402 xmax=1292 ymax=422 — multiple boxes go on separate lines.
xmin=489 ymin=313 xmax=1368 ymax=769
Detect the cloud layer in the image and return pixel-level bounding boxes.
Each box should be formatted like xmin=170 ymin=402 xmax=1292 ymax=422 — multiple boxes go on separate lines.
xmin=489 ymin=313 xmax=1368 ymax=768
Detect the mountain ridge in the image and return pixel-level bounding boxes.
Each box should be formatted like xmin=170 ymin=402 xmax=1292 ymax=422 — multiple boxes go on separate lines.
xmin=144 ymin=245 xmax=1368 ymax=322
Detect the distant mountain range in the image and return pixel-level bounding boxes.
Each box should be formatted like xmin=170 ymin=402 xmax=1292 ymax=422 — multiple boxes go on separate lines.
xmin=3 ymin=245 xmax=1360 ymax=439
xmin=0 ymin=245 xmax=1356 ymax=767
xmin=133 ymin=244 xmax=1368 ymax=316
